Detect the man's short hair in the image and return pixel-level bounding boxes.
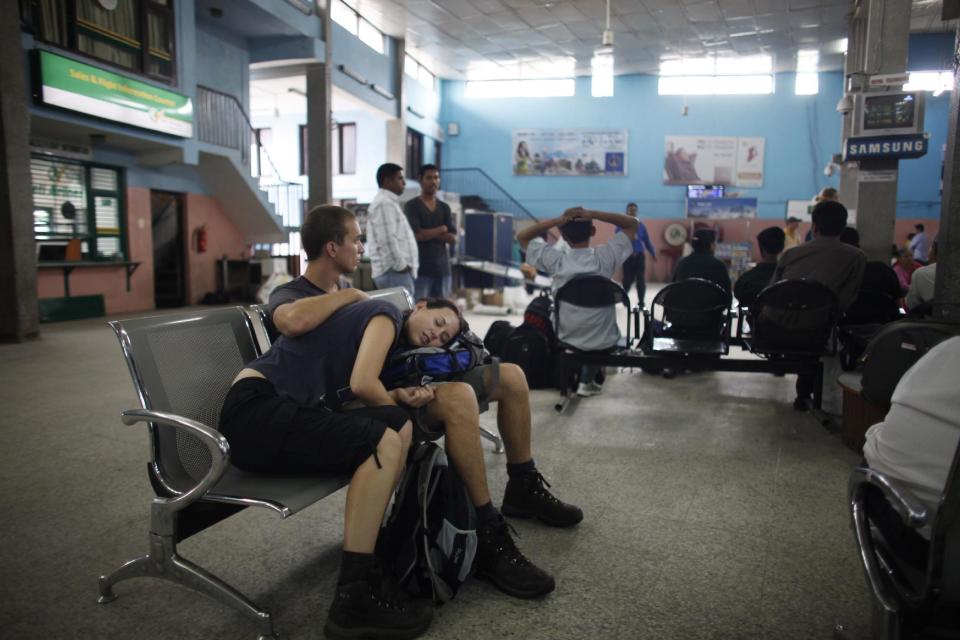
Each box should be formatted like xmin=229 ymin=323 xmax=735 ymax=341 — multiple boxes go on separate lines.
xmin=817 ymin=187 xmax=838 ymax=201
xmin=839 ymin=226 xmax=860 ymax=248
xmin=376 ymin=163 xmax=403 ymax=187
xmin=915 ymin=223 xmax=925 ymax=232
xmin=560 ymin=218 xmax=593 ymax=244
xmin=786 ymin=216 xmax=801 ymax=224
xmin=811 ymin=201 xmax=848 ymax=237
xmin=301 ymin=205 xmax=356 ymax=261
xmin=626 ymin=202 xmax=638 ymax=209
xmin=419 ymin=164 xmax=438 ymax=179
xmin=691 ymin=228 xmax=717 ymax=252
xmin=757 ymin=227 xmax=785 ymax=255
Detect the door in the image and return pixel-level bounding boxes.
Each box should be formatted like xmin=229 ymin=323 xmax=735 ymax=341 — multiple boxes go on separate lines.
xmin=151 ymin=191 xmax=186 ymax=308
xmin=406 ymin=128 xmax=423 ymax=179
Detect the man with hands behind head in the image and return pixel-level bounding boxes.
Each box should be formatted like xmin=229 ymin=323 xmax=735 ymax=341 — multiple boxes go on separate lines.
xmin=517 ymin=207 xmax=638 ymax=397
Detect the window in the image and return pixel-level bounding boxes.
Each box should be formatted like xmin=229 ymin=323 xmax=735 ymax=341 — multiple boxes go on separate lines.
xmin=31 ymin=156 xmax=127 ymax=261
xmin=338 ymin=123 xmax=357 ymax=175
xmin=657 ymin=55 xmax=774 ymax=95
xmin=795 ymin=50 xmax=819 ymax=95
xmin=406 ymin=128 xmax=423 ymax=180
xmin=904 ymin=71 xmax=953 ymax=95
xmin=331 ymin=1 xmax=385 ymax=54
xmin=405 ymin=54 xmax=437 ymax=92
xmin=591 ymin=52 xmax=614 ymax=97
xmin=256 ymin=128 xmax=274 ymax=177
xmin=358 ymin=19 xmax=384 ymax=54
xmin=26 ymin=0 xmax=177 ymax=83
xmin=465 ymin=79 xmax=575 ymax=99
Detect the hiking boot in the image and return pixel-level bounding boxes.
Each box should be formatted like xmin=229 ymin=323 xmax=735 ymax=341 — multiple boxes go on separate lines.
xmin=502 ymin=471 xmax=584 ymax=527
xmin=324 ymin=562 xmax=433 ymax=639
xmin=475 ymin=516 xmax=555 ymax=599
xmin=793 ymin=395 xmax=810 ymax=412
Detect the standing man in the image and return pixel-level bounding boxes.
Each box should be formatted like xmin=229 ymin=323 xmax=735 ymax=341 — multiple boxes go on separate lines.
xmin=620 ymin=202 xmax=657 ymax=308
xmin=910 ymin=223 xmax=930 ymax=263
xmin=367 ymin=163 xmax=418 ymax=297
xmin=404 ymin=164 xmax=456 ymax=299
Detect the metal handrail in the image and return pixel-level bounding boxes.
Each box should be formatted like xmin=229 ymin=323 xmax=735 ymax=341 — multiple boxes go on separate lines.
xmin=441 ymin=167 xmax=539 ymax=223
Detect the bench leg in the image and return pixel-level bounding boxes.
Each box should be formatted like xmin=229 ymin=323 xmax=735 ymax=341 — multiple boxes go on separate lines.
xmin=98 ymin=532 xmax=277 ymax=639
xmin=479 ymin=426 xmax=504 ymax=454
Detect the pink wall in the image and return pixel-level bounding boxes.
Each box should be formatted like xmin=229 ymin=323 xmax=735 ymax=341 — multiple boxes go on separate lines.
xmin=183 ymin=193 xmax=250 ymax=304
xmin=37 ymin=186 xmax=155 ymax=314
xmin=591 ymin=216 xmax=941 ymax=283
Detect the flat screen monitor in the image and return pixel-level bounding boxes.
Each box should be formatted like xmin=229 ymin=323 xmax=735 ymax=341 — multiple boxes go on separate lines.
xmin=687 ymin=184 xmax=726 ymax=199
xmin=851 ymin=91 xmax=924 ymax=137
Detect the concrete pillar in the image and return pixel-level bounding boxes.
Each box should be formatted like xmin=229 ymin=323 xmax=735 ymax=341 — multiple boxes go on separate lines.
xmin=0 ymin=12 xmax=39 ymax=341
xmin=932 ymin=28 xmax=960 ymax=323
xmin=306 ymin=0 xmax=333 ymax=210
xmin=839 ymin=0 xmax=913 ymax=263
xmin=386 ymin=39 xmax=406 ymax=169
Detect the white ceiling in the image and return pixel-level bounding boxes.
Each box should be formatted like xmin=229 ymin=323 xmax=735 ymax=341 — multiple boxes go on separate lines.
xmin=339 ymin=0 xmax=956 ymax=79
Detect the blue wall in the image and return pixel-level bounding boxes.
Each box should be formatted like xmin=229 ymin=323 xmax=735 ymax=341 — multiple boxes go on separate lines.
xmin=441 ymin=33 xmax=954 ymax=220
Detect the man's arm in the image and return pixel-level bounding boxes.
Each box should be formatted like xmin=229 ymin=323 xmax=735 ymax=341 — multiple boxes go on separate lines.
xmin=404 ymin=201 xmax=448 ymax=242
xmin=586 ymin=210 xmax=639 ymax=240
xmin=350 ymin=315 xmax=436 ymax=408
xmin=272 ymin=288 xmax=367 ymax=338
xmin=516 ymin=207 xmax=583 ymax=249
xmin=639 ymin=224 xmax=657 ymax=259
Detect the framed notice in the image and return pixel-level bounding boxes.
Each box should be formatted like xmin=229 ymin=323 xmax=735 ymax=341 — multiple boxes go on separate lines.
xmin=513 ymin=129 xmax=627 ymax=176
xmin=664 ymin=135 xmax=765 ymax=187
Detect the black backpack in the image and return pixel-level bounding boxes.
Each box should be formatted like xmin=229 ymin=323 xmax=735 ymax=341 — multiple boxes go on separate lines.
xmin=377 ymin=442 xmax=477 ymax=603
xmin=501 ymin=326 xmax=555 ymax=389
xmin=483 ymin=320 xmax=514 ymax=358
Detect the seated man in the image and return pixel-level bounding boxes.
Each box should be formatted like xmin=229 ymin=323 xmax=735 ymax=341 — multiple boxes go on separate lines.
xmin=516 ymin=207 xmax=639 ymax=398
xmin=220 ymin=298 xmax=433 ymax=638
xmin=862 ymin=337 xmax=960 ymax=560
xmin=734 ymin=226 xmax=784 ymax=308
xmin=672 ymin=228 xmax=731 ymax=292
xmin=907 ymin=235 xmax=939 ymax=312
xmin=270 ymin=205 xmax=582 ymax=600
xmin=773 ymin=200 xmax=866 ymax=410
xmin=839 ymin=226 xmax=902 ymax=323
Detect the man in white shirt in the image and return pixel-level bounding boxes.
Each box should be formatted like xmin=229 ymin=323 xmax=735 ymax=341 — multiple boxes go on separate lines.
xmin=906 ymin=235 xmax=938 ymax=311
xmin=910 ymin=223 xmax=930 ymax=262
xmin=517 ymin=207 xmax=638 ymax=397
xmin=366 ymin=163 xmax=418 ymax=297
xmin=863 ymin=336 xmax=960 ymax=537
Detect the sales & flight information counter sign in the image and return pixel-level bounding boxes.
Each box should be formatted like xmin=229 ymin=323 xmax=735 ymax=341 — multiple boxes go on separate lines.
xmin=35 ymin=50 xmax=193 ymax=138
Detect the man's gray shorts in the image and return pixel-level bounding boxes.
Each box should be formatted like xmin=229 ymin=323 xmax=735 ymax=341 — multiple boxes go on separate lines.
xmin=411 ymin=362 xmax=499 ymax=441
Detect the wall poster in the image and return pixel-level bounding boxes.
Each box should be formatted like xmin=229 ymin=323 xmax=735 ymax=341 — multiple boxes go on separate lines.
xmin=513 ymin=129 xmax=627 ymax=176
xmin=663 ymin=135 xmax=765 ymax=187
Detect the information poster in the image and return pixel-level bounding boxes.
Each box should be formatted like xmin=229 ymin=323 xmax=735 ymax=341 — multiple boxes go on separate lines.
xmin=664 ymin=135 xmax=765 ymax=187
xmin=513 ymin=129 xmax=627 ymax=176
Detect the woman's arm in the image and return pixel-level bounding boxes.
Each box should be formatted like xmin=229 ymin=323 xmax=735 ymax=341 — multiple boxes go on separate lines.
xmin=349 ymin=315 xmax=399 ymax=406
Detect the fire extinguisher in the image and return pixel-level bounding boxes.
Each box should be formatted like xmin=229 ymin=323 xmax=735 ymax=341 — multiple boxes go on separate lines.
xmin=194 ymin=225 xmax=208 ymax=253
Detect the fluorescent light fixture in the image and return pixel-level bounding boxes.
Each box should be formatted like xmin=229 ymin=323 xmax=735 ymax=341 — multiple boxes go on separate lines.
xmin=591 ymin=51 xmax=614 ymax=97
xmin=658 ymin=75 xmax=774 ymax=95
xmin=337 ymin=64 xmax=368 ymax=85
xmin=465 ymin=79 xmax=575 ymax=99
xmin=795 ymin=72 xmax=819 ymax=95
xmin=370 ymin=83 xmax=394 ymax=100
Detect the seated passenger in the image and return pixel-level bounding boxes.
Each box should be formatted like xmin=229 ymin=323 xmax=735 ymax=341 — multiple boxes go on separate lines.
xmin=862 ymin=337 xmax=960 ymax=557
xmin=267 ymin=205 xmax=582 ymax=603
xmin=734 ymin=226 xmax=784 ymax=308
xmin=672 ymin=228 xmax=731 ymax=293
xmin=907 ymin=235 xmax=938 ymax=312
xmin=220 ymin=300 xmax=433 ymax=639
xmin=839 ymin=226 xmax=902 ymax=323
xmin=516 ymin=206 xmax=638 ymax=398
xmin=893 ymin=247 xmax=919 ymax=296
xmin=773 ymin=201 xmax=866 ymax=410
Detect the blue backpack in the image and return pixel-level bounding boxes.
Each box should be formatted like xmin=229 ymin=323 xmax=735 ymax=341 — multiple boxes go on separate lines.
xmin=380 ymin=329 xmax=488 ymax=389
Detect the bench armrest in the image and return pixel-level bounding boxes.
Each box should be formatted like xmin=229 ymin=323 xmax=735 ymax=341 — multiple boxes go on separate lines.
xmin=122 ymin=408 xmax=230 ymax=513
xmin=848 ymin=466 xmax=929 ymax=529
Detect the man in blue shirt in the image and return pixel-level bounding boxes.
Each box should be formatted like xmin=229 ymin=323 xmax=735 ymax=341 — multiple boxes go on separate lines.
xmin=620 ymin=202 xmax=657 ymax=308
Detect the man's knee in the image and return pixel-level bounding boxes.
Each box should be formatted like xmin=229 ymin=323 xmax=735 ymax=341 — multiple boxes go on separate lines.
xmin=431 ymin=382 xmax=479 ymax=424
xmin=376 ymin=428 xmax=403 ymax=469
xmin=495 ymin=363 xmax=529 ymax=398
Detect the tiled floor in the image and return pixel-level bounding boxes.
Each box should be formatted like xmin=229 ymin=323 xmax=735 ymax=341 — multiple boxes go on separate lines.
xmin=0 ymin=297 xmax=872 ymax=639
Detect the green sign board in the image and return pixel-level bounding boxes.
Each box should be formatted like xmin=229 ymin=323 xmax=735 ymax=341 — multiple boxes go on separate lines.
xmin=38 ymin=50 xmax=192 ymax=138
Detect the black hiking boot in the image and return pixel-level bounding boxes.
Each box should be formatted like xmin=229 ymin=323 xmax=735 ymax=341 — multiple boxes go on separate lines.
xmin=502 ymin=471 xmax=584 ymax=527
xmin=474 ymin=515 xmax=555 ymax=599
xmin=324 ymin=562 xmax=433 ymax=639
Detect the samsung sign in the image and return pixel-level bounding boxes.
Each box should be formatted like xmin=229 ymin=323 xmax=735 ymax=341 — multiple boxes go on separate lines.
xmin=844 ymin=134 xmax=929 ymax=161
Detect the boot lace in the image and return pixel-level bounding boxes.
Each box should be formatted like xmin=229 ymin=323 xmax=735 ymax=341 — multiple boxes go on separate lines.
xmin=484 ymin=518 xmax=531 ymax=567
xmin=525 ymin=472 xmax=562 ymax=505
